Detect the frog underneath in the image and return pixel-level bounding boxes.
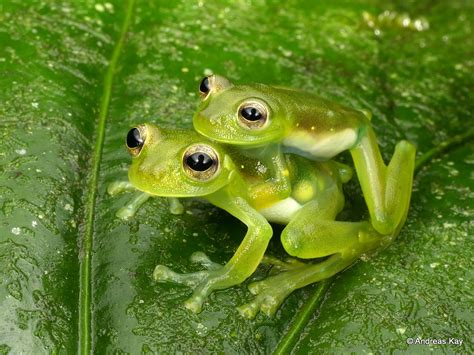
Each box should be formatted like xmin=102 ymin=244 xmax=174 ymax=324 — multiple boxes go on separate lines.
xmin=112 ymin=123 xmax=404 ymax=318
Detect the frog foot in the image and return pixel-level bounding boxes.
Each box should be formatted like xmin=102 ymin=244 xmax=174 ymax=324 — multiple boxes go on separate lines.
xmin=115 ymin=192 xmax=151 ymax=220
xmin=238 ymin=276 xmax=295 ymax=319
xmin=116 ymin=205 xmax=137 ymax=220
xmin=153 ymin=252 xmax=233 ymax=313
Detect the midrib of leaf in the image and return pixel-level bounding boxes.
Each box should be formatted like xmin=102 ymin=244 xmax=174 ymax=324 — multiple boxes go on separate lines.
xmin=273 ymin=131 xmax=474 ymax=354
xmin=79 ymin=1 xmax=135 ymax=354
xmin=414 ymin=130 xmax=474 ymax=172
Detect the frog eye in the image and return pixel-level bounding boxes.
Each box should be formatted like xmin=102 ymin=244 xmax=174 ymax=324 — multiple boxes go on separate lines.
xmin=199 ymin=75 xmax=233 ymax=100
xmin=199 ymin=76 xmax=211 ymax=98
xmin=126 ymin=125 xmax=146 ymax=156
xmin=183 ymin=144 xmax=219 ymax=181
xmin=237 ymin=101 xmax=268 ymax=129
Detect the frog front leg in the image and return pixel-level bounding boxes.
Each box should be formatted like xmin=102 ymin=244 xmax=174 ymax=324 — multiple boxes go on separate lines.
xmin=247 ymin=146 xmax=292 ymax=208
xmin=154 ymin=192 xmax=273 ymax=313
xmin=107 ymin=180 xmax=136 ymax=195
xmin=116 ymin=192 xmax=151 ymax=220
xmin=107 ymin=180 xmax=184 ymax=218
xmin=350 ymin=126 xmax=416 ymax=235
xmin=107 ymin=181 xmax=151 ymax=219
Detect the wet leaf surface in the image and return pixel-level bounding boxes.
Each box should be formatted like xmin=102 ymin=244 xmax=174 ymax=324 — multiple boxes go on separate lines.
xmin=0 ymin=0 xmax=472 ymax=353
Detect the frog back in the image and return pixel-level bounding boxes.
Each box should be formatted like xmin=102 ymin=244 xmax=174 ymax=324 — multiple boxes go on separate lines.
xmin=269 ymin=87 xmax=370 ymax=160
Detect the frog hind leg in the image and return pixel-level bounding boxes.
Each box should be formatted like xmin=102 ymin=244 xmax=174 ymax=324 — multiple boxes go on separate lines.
xmin=280 ymin=185 xmax=380 ymax=260
xmin=238 ymin=254 xmax=356 ymax=319
xmin=238 ymin=188 xmax=386 ymax=318
xmin=350 ymin=126 xmax=416 ymax=235
xmin=239 ymin=218 xmax=384 ymax=318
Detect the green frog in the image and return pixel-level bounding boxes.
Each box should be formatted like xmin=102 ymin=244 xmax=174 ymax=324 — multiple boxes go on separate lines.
xmin=193 ymin=75 xmax=416 ymax=236
xmin=110 ymin=123 xmax=402 ymax=318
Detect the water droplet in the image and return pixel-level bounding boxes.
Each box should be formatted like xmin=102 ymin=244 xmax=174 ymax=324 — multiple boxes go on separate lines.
xmin=95 ymin=4 xmax=105 ymax=12
xmin=15 ymin=148 xmax=27 ymax=155
xmin=32 ymin=220 xmax=38 ymax=228
xmin=11 ymin=227 xmax=21 ymax=235
xmin=104 ymin=2 xmax=114 ymax=12
xmin=396 ymin=327 xmax=406 ymax=335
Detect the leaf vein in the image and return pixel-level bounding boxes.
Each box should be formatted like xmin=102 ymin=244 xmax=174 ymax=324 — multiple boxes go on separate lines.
xmin=78 ymin=1 xmax=135 ymax=353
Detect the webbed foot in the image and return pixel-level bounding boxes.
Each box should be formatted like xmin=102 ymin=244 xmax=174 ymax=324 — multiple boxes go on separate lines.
xmin=154 ymin=252 xmax=239 ymax=313
xmin=238 ymin=272 xmax=295 ymax=318
xmin=238 ymin=254 xmax=354 ymax=319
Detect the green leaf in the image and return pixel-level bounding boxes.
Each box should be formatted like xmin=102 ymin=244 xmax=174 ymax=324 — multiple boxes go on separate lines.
xmin=0 ymin=0 xmax=472 ymax=353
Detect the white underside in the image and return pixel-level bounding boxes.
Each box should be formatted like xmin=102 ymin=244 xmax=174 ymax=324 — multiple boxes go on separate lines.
xmin=259 ymin=197 xmax=302 ymax=224
xmin=283 ymin=129 xmax=357 ymax=159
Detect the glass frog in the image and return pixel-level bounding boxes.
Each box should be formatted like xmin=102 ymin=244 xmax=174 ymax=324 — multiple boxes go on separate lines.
xmin=114 ymin=123 xmax=403 ymax=318
xmin=193 ymin=75 xmax=416 ymax=236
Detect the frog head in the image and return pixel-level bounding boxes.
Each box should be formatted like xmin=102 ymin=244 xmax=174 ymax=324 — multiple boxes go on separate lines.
xmin=126 ymin=123 xmax=235 ymax=197
xmin=193 ymin=75 xmax=289 ymax=147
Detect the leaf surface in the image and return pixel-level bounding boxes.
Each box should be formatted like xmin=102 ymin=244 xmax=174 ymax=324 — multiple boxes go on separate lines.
xmin=0 ymin=0 xmax=472 ymax=353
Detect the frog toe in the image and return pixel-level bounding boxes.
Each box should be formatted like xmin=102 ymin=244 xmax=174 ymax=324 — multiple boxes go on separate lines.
xmin=153 ymin=265 xmax=205 ymax=288
xmin=237 ymin=302 xmax=259 ymax=319
xmin=184 ymin=295 xmax=204 ymax=314
xmin=248 ymin=279 xmax=268 ymax=295
xmin=116 ymin=206 xmax=136 ymax=220
xmin=238 ymin=290 xmax=287 ymax=318
xmin=190 ymin=251 xmax=223 ymax=271
xmin=260 ymin=297 xmax=280 ymax=317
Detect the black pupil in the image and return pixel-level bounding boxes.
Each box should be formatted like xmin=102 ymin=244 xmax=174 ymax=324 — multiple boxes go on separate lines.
xmin=186 ymin=152 xmax=213 ymax=171
xmin=127 ymin=128 xmax=143 ymax=148
xmin=240 ymin=106 xmax=262 ymax=121
xmin=199 ymin=77 xmax=210 ymax=94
